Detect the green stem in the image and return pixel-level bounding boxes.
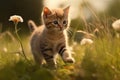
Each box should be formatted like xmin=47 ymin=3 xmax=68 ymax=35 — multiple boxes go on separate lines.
xmin=14 ymin=23 xmax=31 ymax=64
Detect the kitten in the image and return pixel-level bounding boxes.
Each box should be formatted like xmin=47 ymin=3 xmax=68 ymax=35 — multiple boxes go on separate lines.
xmin=28 ymin=6 xmax=75 ymax=68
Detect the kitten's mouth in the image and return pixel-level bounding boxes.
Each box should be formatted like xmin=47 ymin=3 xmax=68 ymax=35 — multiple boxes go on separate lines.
xmin=59 ymin=27 xmax=62 ymax=31
xmin=58 ymin=26 xmax=63 ymax=31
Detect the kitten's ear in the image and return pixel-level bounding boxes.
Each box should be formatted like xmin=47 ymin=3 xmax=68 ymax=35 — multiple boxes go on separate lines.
xmin=43 ymin=7 xmax=51 ymax=16
xmin=63 ymin=6 xmax=70 ymax=16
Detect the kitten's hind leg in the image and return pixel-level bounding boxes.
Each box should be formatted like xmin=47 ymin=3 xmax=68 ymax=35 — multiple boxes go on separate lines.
xmin=32 ymin=52 xmax=44 ymax=65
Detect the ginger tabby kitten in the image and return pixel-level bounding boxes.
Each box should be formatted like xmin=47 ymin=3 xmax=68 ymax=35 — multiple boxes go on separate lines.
xmin=28 ymin=6 xmax=75 ymax=68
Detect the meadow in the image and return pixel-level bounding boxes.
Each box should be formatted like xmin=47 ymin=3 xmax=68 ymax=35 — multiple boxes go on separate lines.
xmin=0 ymin=16 xmax=120 ymax=80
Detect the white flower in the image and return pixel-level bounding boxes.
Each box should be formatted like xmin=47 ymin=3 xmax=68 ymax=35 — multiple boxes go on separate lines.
xmin=3 ymin=47 xmax=8 ymax=52
xmin=80 ymin=38 xmax=93 ymax=45
xmin=112 ymin=19 xmax=120 ymax=32
xmin=16 ymin=53 xmax=20 ymax=57
xmin=9 ymin=15 xmax=23 ymax=23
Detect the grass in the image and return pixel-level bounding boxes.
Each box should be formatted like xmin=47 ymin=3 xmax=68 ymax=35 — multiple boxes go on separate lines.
xmin=75 ymin=37 xmax=120 ymax=80
xmin=0 ymin=23 xmax=120 ymax=80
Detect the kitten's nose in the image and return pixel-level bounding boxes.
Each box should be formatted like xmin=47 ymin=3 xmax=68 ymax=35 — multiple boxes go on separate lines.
xmin=58 ymin=24 xmax=62 ymax=30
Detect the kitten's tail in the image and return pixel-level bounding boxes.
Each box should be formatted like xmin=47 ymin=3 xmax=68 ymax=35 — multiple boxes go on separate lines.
xmin=28 ymin=20 xmax=37 ymax=32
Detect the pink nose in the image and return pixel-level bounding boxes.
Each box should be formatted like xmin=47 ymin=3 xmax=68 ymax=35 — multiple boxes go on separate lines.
xmin=58 ymin=24 xmax=62 ymax=30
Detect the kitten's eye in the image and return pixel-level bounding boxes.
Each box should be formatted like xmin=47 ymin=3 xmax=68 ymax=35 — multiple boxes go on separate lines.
xmin=53 ymin=21 xmax=58 ymax=25
xmin=63 ymin=20 xmax=67 ymax=24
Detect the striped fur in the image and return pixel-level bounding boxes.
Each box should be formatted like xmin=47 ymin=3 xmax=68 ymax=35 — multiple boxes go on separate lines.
xmin=28 ymin=6 xmax=75 ymax=68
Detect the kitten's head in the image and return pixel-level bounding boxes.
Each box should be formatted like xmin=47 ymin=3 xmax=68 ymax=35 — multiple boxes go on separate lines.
xmin=42 ymin=6 xmax=70 ymax=32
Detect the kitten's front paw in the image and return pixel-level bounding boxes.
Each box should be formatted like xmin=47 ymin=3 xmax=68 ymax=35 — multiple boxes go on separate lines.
xmin=64 ymin=57 xmax=75 ymax=63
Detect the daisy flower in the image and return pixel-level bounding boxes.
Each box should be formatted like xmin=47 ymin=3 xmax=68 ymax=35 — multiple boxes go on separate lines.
xmin=112 ymin=19 xmax=120 ymax=32
xmin=9 ymin=15 xmax=23 ymax=23
xmin=80 ymin=38 xmax=93 ymax=45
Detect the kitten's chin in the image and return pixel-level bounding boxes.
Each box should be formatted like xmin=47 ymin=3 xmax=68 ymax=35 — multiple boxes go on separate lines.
xmin=58 ymin=29 xmax=65 ymax=32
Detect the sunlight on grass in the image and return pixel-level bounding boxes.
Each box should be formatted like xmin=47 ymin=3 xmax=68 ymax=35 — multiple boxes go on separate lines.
xmin=0 ymin=28 xmax=120 ymax=80
xmin=0 ymin=13 xmax=120 ymax=80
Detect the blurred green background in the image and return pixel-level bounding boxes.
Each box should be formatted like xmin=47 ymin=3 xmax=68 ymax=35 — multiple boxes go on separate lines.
xmin=0 ymin=0 xmax=43 ymax=33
